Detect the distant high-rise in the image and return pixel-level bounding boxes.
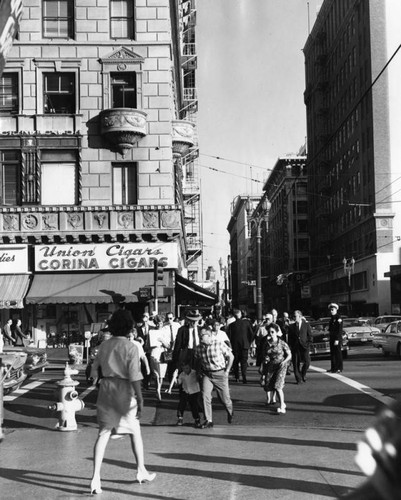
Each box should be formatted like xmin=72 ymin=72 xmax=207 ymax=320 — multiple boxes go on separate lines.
xmin=304 ymin=0 xmax=401 ymax=315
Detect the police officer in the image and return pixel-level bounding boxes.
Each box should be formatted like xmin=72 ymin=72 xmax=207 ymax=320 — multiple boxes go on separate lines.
xmin=327 ymin=303 xmax=343 ymax=373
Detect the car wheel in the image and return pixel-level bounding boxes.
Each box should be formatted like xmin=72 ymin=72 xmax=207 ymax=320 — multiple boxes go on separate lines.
xmin=397 ymin=343 xmax=401 ymax=359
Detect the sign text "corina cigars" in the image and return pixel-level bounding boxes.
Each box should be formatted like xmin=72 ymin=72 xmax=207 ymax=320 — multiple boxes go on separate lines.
xmin=35 ymin=243 xmax=178 ymax=272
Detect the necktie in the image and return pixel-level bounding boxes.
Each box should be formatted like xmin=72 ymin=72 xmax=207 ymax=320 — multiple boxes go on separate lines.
xmin=193 ymin=326 xmax=197 ymax=346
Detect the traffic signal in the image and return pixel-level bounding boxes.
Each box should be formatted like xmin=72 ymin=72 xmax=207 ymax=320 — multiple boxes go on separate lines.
xmin=153 ymin=259 xmax=164 ymax=282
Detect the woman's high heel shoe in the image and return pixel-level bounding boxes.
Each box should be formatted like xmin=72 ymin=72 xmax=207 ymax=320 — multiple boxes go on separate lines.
xmin=90 ymin=478 xmax=102 ymax=494
xmin=136 ymin=470 xmax=156 ymax=484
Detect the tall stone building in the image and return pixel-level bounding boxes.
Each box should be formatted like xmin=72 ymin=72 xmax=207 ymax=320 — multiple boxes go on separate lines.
xmin=304 ymin=0 xmax=401 ymax=316
xmin=0 ymin=0 xmax=210 ymax=339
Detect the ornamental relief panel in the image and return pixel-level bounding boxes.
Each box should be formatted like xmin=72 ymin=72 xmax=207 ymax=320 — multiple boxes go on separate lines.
xmin=22 ymin=214 xmax=39 ymax=230
xmin=142 ymin=211 xmax=158 ymax=229
xmin=3 ymin=214 xmax=19 ymax=232
xmin=161 ymin=211 xmax=179 ymax=229
xmin=67 ymin=213 xmax=83 ymax=229
xmin=118 ymin=213 xmax=133 ymax=229
xmin=93 ymin=213 xmax=108 ymax=229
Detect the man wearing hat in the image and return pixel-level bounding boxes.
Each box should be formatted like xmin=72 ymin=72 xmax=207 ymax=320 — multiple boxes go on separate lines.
xmin=172 ymin=310 xmax=202 ymax=369
xmin=328 ymin=303 xmax=343 ymax=373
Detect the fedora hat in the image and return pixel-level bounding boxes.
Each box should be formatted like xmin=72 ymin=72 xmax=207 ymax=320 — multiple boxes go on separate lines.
xmin=186 ymin=309 xmax=202 ymax=321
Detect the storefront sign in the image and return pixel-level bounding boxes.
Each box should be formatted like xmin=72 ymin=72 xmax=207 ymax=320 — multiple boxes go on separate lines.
xmin=34 ymin=242 xmax=179 ymax=272
xmin=0 ymin=244 xmax=28 ymax=273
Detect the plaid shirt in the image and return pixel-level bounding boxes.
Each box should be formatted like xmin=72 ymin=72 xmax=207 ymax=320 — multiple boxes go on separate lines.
xmin=194 ymin=339 xmax=231 ymax=372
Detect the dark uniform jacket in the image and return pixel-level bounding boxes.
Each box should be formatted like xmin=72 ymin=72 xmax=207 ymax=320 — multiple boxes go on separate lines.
xmin=328 ymin=314 xmax=343 ymax=343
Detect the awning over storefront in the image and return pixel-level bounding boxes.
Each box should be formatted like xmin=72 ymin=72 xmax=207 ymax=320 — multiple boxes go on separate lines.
xmin=0 ymin=274 xmax=30 ymax=309
xmin=26 ymin=272 xmax=155 ymax=304
xmin=175 ymin=273 xmax=218 ymax=306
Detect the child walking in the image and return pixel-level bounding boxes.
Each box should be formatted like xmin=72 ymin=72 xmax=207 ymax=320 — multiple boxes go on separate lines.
xmin=167 ymin=363 xmax=203 ymax=428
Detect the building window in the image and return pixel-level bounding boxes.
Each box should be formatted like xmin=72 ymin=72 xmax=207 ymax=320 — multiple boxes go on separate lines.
xmin=110 ymin=0 xmax=134 ymax=39
xmin=0 ymin=151 xmax=19 ymax=205
xmin=112 ymin=163 xmax=137 ymax=204
xmin=43 ymin=73 xmax=75 ymax=114
xmin=111 ymin=73 xmax=137 ymax=108
xmin=0 ymin=73 xmax=18 ymax=114
xmin=41 ymin=150 xmax=77 ymax=205
xmin=43 ymin=0 xmax=74 ymax=38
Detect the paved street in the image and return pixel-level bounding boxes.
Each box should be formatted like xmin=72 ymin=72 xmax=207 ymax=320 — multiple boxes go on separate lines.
xmin=1 ymin=344 xmax=398 ymax=499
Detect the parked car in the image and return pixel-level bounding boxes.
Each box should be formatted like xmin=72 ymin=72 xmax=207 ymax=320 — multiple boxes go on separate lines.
xmin=372 ymin=320 xmax=401 ymax=357
xmin=1 ymin=346 xmax=48 ymax=394
xmin=373 ymin=315 xmax=401 ymax=333
xmin=341 ymin=318 xmax=380 ymax=344
xmin=309 ymin=321 xmax=349 ymax=358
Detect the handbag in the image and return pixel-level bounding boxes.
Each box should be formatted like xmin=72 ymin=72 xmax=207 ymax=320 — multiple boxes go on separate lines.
xmin=161 ymin=324 xmax=174 ymax=363
xmin=161 ymin=349 xmax=173 ymax=363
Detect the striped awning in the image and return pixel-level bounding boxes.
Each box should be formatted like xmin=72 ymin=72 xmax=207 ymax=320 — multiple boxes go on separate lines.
xmin=25 ymin=272 xmax=155 ymax=304
xmin=0 ymin=274 xmax=30 ymax=309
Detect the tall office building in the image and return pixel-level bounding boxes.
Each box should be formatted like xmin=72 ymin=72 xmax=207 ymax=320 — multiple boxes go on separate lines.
xmin=304 ymin=0 xmax=401 ymax=316
xmin=0 ymin=0 xmax=210 ymax=339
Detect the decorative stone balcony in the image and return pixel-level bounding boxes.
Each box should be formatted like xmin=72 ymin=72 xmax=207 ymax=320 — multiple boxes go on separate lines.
xmin=0 ymin=205 xmax=183 ymax=244
xmin=100 ymin=108 xmax=147 ymax=156
xmin=172 ymin=120 xmax=195 ymax=157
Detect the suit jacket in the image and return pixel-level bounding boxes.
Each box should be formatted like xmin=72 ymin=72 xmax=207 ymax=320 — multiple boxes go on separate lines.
xmin=227 ymin=318 xmax=254 ymax=351
xmin=172 ymin=324 xmax=200 ymax=367
xmin=137 ymin=323 xmax=151 ymax=352
xmin=14 ymin=324 xmax=27 ymax=346
xmin=288 ymin=319 xmax=312 ymax=350
xmin=3 ymin=323 xmax=14 ymax=344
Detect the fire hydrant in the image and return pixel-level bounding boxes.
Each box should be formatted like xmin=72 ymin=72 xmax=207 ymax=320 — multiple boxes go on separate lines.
xmin=49 ymin=362 xmax=85 ymax=431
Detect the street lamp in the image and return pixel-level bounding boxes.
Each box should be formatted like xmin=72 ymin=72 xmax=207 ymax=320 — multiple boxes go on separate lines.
xmin=218 ymin=257 xmax=228 ymax=315
xmin=246 ymin=196 xmax=271 ymax=321
xmin=343 ymin=257 xmax=355 ymax=316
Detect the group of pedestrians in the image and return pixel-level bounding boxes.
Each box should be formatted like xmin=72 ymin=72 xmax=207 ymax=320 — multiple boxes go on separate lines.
xmin=87 ymin=302 xmax=345 ymax=493
xmin=1 ymin=318 xmax=29 ymax=347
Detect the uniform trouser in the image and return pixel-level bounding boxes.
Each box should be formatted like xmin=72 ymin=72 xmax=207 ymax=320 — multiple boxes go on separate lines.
xmin=177 ymin=390 xmax=202 ymax=420
xmin=201 ymin=369 xmax=233 ymax=422
xmin=232 ymin=348 xmax=249 ymax=381
xmin=330 ymin=342 xmax=343 ymax=372
xmin=292 ymin=345 xmax=311 ymax=382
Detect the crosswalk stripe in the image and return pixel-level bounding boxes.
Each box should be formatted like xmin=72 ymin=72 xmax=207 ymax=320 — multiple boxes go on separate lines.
xmin=311 ymin=365 xmax=395 ymax=406
xmin=4 ymin=380 xmax=44 ymax=402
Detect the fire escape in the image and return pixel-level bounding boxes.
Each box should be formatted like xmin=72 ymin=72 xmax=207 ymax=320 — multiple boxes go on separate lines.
xmin=179 ymin=0 xmax=202 ymax=279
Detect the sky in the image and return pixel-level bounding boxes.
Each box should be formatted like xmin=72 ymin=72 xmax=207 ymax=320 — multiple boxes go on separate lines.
xmin=196 ymin=0 xmax=321 ymax=280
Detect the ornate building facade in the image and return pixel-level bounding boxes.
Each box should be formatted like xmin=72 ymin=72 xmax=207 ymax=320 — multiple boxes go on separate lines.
xmin=0 ymin=0 xmax=208 ymax=339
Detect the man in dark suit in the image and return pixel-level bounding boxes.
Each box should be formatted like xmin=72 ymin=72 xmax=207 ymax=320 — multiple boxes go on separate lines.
xmin=137 ymin=312 xmax=153 ymax=388
xmin=288 ymin=310 xmax=312 ymax=383
xmin=3 ymin=318 xmax=15 ymax=346
xmin=227 ymin=309 xmax=254 ymax=383
xmin=172 ymin=310 xmax=202 ymax=370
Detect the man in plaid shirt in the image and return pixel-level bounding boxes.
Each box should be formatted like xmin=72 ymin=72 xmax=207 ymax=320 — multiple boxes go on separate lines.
xmin=194 ymin=327 xmax=234 ymax=429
